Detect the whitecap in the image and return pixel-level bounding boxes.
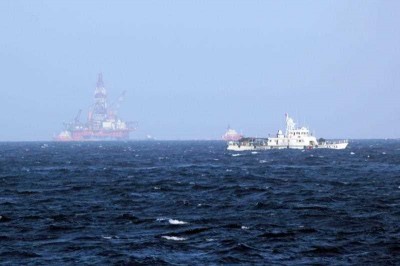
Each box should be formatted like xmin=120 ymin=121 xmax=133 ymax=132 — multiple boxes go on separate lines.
xmin=232 ymin=154 xmax=241 ymax=157
xmin=241 ymin=226 xmax=249 ymax=230
xmin=161 ymin=236 xmax=187 ymax=241
xmin=350 ymin=152 xmax=355 ymax=155
xmin=251 ymin=151 xmax=258 ymax=154
xmin=169 ymin=219 xmax=188 ymax=225
xmin=156 ymin=217 xmax=168 ymax=222
xmin=259 ymin=160 xmax=267 ymax=163
xmin=102 ymin=236 xmax=112 ymax=240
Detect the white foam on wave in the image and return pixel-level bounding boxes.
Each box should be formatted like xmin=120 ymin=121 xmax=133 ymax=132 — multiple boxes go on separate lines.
xmin=350 ymin=152 xmax=355 ymax=155
xmin=169 ymin=219 xmax=188 ymax=225
xmin=251 ymin=151 xmax=258 ymax=154
xmin=161 ymin=236 xmax=187 ymax=241
xmin=232 ymin=154 xmax=241 ymax=157
xmin=241 ymin=225 xmax=249 ymax=230
xmin=156 ymin=217 xmax=168 ymax=222
xmin=259 ymin=160 xmax=267 ymax=163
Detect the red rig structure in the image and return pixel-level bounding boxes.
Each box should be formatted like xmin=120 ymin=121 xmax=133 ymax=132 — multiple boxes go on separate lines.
xmin=55 ymin=74 xmax=135 ymax=141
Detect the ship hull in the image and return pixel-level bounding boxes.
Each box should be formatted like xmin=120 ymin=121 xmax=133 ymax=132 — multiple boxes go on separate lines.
xmin=222 ymin=136 xmax=243 ymax=141
xmin=227 ymin=142 xmax=348 ymax=151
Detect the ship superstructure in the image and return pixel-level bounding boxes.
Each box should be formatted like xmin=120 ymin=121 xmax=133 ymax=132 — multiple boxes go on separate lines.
xmin=55 ymin=74 xmax=135 ymax=141
xmin=227 ymin=114 xmax=348 ymax=150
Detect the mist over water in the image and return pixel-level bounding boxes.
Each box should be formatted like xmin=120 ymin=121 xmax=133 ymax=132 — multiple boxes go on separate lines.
xmin=1 ymin=140 xmax=400 ymax=264
xmin=0 ymin=1 xmax=400 ymax=140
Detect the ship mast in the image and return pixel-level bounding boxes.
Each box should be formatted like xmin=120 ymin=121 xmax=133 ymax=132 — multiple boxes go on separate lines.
xmin=285 ymin=113 xmax=296 ymax=137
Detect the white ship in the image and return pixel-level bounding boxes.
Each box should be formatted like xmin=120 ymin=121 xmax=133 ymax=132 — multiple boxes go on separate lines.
xmin=227 ymin=114 xmax=348 ymax=151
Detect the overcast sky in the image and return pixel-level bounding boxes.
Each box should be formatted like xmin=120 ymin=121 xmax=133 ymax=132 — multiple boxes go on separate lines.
xmin=0 ymin=0 xmax=399 ymax=140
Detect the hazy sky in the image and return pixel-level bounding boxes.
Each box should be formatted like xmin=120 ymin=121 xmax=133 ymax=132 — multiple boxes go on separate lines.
xmin=0 ymin=0 xmax=399 ymax=140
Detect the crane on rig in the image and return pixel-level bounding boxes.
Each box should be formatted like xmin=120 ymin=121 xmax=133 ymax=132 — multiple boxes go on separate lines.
xmin=74 ymin=109 xmax=82 ymax=124
xmin=108 ymin=90 xmax=126 ymax=119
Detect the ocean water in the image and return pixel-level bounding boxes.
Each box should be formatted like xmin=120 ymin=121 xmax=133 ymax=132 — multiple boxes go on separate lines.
xmin=1 ymin=140 xmax=400 ymax=265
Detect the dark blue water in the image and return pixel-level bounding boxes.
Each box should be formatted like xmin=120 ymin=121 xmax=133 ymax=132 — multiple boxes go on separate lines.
xmin=1 ymin=140 xmax=400 ymax=265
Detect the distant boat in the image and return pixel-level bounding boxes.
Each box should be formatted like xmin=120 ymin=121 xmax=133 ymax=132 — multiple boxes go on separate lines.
xmin=227 ymin=114 xmax=348 ymax=151
xmin=146 ymin=135 xmax=156 ymax=141
xmin=222 ymin=126 xmax=243 ymax=141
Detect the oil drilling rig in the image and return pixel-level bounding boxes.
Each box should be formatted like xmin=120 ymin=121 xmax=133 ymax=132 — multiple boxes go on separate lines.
xmin=55 ymin=74 xmax=135 ymax=141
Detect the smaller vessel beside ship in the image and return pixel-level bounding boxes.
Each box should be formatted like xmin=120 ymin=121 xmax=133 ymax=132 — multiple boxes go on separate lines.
xmin=222 ymin=126 xmax=243 ymax=141
xmin=227 ymin=114 xmax=348 ymax=151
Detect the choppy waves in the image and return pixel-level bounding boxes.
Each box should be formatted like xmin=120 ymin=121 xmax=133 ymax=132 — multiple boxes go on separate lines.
xmin=1 ymin=140 xmax=400 ymax=264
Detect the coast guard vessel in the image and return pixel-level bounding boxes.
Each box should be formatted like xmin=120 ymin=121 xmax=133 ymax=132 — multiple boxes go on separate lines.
xmin=227 ymin=114 xmax=348 ymax=151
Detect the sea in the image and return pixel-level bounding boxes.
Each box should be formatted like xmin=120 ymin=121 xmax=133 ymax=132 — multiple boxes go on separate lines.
xmin=1 ymin=140 xmax=400 ymax=265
